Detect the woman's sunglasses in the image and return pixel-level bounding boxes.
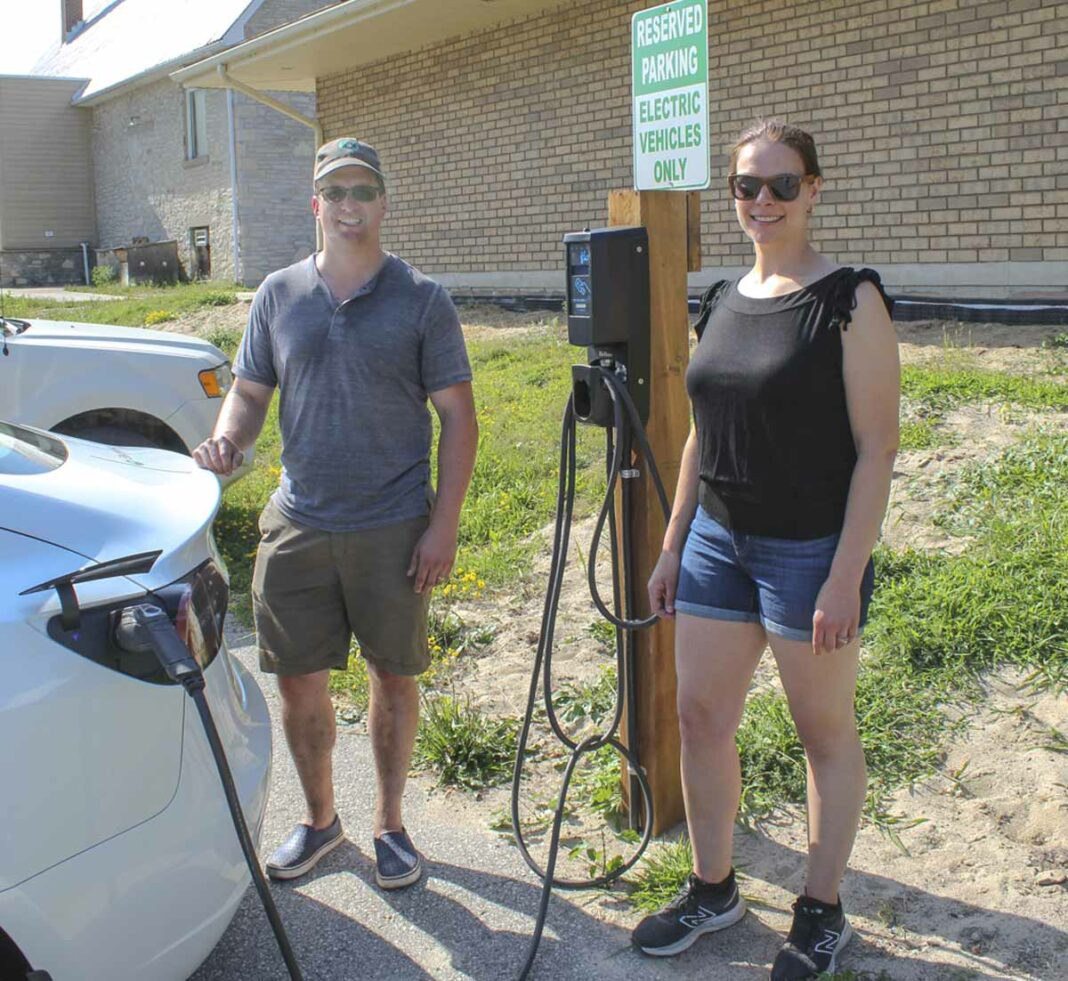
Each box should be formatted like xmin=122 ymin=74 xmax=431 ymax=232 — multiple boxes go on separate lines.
xmin=728 ymin=173 xmax=809 ymax=202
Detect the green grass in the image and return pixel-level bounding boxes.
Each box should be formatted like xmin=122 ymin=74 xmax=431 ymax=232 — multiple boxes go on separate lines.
xmin=412 ymin=694 xmax=519 ymax=790
xmin=898 ymin=417 xmax=943 ymax=451
xmin=901 ymin=363 xmax=1068 ymax=417
xmin=458 ymin=331 xmax=606 ymax=585
xmin=890 ymin=362 xmax=1068 ymax=452
xmin=3 ymin=281 xmax=242 ymax=327
xmin=743 ymin=431 xmax=1068 ymax=821
xmin=571 ymin=744 xmax=626 ymax=820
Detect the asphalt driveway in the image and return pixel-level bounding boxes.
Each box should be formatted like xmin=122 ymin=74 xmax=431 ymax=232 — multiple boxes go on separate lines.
xmin=190 ymin=621 xmax=708 ymax=981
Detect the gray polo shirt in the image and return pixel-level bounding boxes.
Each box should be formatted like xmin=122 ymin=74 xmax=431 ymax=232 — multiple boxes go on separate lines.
xmin=234 ymin=253 xmax=472 ymax=532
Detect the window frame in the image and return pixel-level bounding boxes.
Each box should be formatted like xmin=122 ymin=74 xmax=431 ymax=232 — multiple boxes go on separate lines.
xmin=185 ymin=89 xmax=208 ymax=161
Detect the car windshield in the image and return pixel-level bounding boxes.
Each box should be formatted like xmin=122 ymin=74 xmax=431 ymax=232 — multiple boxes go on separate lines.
xmin=0 ymin=422 xmax=68 ymax=475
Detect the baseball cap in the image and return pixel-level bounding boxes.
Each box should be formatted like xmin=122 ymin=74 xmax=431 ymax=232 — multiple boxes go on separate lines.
xmin=313 ymin=137 xmax=384 ymax=183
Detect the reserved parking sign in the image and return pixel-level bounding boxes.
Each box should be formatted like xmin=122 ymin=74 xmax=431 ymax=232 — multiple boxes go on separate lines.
xmin=631 ymin=0 xmax=710 ymax=191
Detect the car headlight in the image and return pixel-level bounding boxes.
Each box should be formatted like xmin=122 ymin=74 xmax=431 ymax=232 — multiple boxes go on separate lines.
xmin=198 ymin=362 xmax=233 ymax=398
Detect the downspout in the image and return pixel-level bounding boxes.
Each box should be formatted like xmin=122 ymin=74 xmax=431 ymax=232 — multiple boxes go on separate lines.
xmin=80 ymin=242 xmax=91 ymax=285
xmin=213 ymin=65 xmax=324 ymax=250
xmin=226 ymin=88 xmax=241 ymax=283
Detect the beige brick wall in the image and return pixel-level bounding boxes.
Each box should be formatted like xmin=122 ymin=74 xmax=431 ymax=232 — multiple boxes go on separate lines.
xmin=316 ymin=0 xmax=1068 ymax=296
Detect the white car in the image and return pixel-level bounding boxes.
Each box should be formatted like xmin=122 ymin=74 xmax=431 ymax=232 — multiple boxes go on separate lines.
xmin=0 ymin=421 xmax=271 ymax=981
xmin=0 ymin=315 xmax=250 ymax=478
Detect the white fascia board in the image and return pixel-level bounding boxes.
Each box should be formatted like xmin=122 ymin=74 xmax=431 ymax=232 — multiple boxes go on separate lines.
xmin=171 ymin=0 xmax=400 ymax=92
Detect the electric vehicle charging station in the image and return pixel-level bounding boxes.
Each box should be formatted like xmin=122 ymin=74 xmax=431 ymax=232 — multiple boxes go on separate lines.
xmin=565 ymin=227 xmax=651 ymax=428
xmin=510 ymin=224 xmax=675 ymax=979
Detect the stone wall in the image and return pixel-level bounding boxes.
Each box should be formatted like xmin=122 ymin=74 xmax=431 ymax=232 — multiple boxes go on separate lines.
xmin=234 ymin=90 xmax=317 ymax=284
xmin=80 ymin=1 xmax=336 ymax=286
xmin=90 ymin=77 xmax=235 ymax=281
xmin=0 ymin=248 xmax=88 ymax=287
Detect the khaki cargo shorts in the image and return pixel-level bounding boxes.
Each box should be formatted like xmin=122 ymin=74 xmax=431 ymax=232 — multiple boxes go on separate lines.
xmin=251 ymin=497 xmax=432 ymax=677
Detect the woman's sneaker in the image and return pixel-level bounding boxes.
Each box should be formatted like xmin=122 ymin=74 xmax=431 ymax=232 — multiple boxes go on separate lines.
xmin=631 ymin=869 xmax=746 ymax=956
xmin=771 ymin=895 xmax=853 ymax=980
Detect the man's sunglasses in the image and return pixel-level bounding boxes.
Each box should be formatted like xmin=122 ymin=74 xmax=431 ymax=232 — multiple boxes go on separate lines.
xmin=728 ymin=173 xmax=809 ymax=202
xmin=317 ymin=184 xmax=383 ymax=204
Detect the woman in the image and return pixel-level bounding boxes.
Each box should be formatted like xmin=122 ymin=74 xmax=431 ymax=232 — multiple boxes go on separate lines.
xmin=631 ymin=120 xmax=900 ymax=981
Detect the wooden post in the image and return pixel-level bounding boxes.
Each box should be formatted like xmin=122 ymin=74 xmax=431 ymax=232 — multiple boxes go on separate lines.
xmin=608 ymin=189 xmax=695 ymax=835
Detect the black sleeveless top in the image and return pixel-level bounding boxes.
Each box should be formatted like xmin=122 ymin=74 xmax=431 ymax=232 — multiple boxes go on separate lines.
xmin=686 ymin=267 xmax=893 ymax=539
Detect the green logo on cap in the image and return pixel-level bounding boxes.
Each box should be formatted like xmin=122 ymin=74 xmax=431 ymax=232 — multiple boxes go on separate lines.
xmin=338 ymin=139 xmax=360 ymax=151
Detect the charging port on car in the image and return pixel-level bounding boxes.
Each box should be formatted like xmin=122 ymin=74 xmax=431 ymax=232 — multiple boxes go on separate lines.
xmin=44 ymin=560 xmax=229 ymax=684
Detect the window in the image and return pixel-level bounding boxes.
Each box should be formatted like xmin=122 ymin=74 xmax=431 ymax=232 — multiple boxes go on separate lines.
xmin=185 ymin=89 xmax=208 ymax=160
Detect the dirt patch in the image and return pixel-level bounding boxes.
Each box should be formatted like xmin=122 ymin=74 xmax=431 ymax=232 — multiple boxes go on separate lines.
xmin=885 ymin=404 xmax=1068 ymax=554
xmin=897 ymin=319 xmax=1068 ymax=379
xmin=163 ymin=300 xmax=252 ymax=337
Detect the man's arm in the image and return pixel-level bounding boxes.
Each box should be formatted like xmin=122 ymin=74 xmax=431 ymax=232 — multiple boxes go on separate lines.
xmin=192 ymin=377 xmax=275 ymax=476
xmin=407 ymin=380 xmax=478 ymax=594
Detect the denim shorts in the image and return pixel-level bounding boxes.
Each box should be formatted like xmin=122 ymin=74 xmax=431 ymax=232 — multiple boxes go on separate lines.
xmin=674 ymin=507 xmax=875 ymax=642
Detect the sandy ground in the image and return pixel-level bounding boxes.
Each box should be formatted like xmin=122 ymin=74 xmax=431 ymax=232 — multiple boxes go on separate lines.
xmin=174 ymin=304 xmax=1068 ymax=979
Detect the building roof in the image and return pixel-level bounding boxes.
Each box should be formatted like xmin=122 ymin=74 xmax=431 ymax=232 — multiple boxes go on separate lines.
xmin=31 ymin=0 xmax=266 ymax=103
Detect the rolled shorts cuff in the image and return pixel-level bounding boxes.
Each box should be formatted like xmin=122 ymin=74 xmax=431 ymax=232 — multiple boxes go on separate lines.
xmin=361 ymin=648 xmax=430 ymax=678
xmin=759 ymin=616 xmax=813 ymax=642
xmin=674 ymin=600 xmax=761 ymax=624
xmin=258 ymin=646 xmax=350 ymax=676
xmin=760 ymin=615 xmax=867 ymax=644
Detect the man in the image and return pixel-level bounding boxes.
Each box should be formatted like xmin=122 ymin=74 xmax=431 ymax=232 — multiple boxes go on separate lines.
xmin=194 ymin=137 xmax=478 ymax=889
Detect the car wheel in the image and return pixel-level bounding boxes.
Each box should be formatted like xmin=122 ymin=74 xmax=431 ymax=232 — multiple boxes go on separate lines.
xmin=64 ymin=425 xmax=158 ymax=448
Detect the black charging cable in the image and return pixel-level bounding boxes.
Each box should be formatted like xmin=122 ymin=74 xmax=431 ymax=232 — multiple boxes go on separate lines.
xmin=510 ymin=367 xmax=672 ymax=979
xmin=114 ymin=604 xmax=303 ymax=981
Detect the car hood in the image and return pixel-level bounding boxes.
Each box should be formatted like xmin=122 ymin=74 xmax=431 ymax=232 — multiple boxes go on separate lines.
xmin=16 ymin=318 xmax=227 ymax=362
xmin=1 ymin=432 xmax=221 ymax=592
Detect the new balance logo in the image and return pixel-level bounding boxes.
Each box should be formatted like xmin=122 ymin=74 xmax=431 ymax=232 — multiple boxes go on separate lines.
xmin=677 ymin=889 xmax=737 ymax=928
xmin=678 ymin=905 xmax=719 ymax=928
xmin=812 ymin=929 xmax=841 ymax=956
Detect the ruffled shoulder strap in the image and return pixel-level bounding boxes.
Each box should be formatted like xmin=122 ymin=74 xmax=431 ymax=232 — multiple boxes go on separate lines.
xmin=693 ymin=279 xmax=730 ymax=340
xmin=828 ymin=267 xmax=894 ymax=331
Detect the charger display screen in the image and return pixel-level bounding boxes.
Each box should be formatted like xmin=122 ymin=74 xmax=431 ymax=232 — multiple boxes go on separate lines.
xmin=567 ymin=243 xmax=592 ymax=316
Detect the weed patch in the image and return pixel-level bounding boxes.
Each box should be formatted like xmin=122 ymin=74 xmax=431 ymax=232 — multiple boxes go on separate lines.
xmin=628 ymin=837 xmax=694 ymax=912
xmin=413 ymin=694 xmax=518 ymax=790
xmin=201 ymin=326 xmax=243 ymax=357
